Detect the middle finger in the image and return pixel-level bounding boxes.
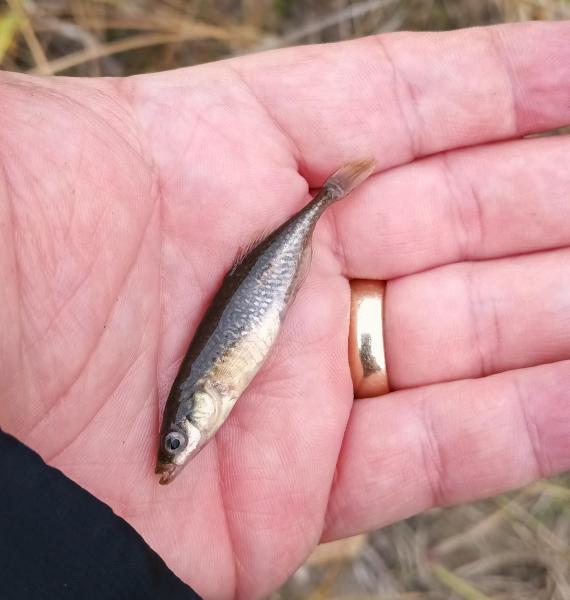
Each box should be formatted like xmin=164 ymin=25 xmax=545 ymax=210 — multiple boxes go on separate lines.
xmin=335 ymin=135 xmax=570 ymax=279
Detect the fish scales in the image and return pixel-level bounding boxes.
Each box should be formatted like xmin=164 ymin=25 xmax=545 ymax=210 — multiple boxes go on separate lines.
xmin=156 ymin=158 xmax=375 ymax=484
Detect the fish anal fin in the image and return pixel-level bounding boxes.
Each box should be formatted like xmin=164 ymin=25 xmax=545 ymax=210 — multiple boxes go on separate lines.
xmin=289 ymin=243 xmax=313 ymax=303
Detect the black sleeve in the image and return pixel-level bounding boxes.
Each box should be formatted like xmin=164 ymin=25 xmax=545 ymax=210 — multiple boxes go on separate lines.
xmin=0 ymin=430 xmax=202 ymax=600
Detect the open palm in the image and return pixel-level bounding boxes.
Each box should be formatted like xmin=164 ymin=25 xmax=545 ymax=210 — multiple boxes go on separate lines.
xmin=1 ymin=21 xmax=570 ymax=600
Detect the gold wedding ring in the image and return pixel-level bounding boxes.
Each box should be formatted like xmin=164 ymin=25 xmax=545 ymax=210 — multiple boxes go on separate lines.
xmin=348 ymin=279 xmax=389 ymax=398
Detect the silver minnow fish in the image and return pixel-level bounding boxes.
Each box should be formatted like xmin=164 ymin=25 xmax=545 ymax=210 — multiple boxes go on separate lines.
xmin=156 ymin=158 xmax=375 ymax=484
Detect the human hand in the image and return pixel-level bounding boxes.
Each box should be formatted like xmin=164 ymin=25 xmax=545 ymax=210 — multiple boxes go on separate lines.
xmin=1 ymin=20 xmax=569 ymax=600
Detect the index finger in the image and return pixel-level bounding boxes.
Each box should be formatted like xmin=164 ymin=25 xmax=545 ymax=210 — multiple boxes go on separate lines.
xmin=235 ymin=21 xmax=570 ymax=180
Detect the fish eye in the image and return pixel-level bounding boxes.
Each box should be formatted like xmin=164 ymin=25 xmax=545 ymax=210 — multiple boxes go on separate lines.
xmin=163 ymin=431 xmax=186 ymax=454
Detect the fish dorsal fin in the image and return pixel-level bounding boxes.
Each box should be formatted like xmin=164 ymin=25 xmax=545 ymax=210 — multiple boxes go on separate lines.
xmin=228 ymin=233 xmax=267 ymax=275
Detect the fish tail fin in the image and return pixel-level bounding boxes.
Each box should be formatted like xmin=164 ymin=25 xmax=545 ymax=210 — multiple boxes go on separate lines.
xmin=319 ymin=157 xmax=376 ymax=205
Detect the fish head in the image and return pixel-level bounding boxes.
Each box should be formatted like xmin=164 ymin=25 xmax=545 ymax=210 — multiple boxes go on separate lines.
xmin=155 ymin=417 xmax=203 ymax=485
xmin=155 ymin=387 xmax=220 ymax=485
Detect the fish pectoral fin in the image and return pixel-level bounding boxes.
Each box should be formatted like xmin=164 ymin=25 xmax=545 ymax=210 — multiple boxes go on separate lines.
xmin=206 ymin=378 xmax=232 ymax=399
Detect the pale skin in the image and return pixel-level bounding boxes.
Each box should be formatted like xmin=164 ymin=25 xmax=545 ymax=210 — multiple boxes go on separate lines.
xmin=0 ymin=20 xmax=569 ymax=600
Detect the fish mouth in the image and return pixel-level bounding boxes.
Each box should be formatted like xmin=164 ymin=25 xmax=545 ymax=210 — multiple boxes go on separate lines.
xmin=155 ymin=462 xmax=180 ymax=485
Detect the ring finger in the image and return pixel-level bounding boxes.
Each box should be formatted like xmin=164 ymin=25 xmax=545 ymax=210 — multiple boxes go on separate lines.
xmin=384 ymin=247 xmax=570 ymax=389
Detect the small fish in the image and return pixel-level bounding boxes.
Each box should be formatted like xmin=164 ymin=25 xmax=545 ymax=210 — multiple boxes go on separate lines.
xmin=156 ymin=158 xmax=375 ymax=484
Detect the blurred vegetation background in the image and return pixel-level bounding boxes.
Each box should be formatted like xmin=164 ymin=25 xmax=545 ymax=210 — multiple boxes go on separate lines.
xmin=0 ymin=0 xmax=569 ymax=75
xmin=1 ymin=1 xmax=569 ymax=599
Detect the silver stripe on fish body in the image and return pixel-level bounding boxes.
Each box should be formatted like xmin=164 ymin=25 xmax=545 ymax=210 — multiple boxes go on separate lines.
xmin=156 ymin=158 xmax=375 ymax=484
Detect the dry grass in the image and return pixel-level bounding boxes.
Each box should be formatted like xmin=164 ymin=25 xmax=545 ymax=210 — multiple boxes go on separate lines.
xmin=273 ymin=477 xmax=570 ymax=599
xmin=1 ymin=1 xmax=569 ymax=599
xmin=2 ymin=0 xmax=569 ymax=76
